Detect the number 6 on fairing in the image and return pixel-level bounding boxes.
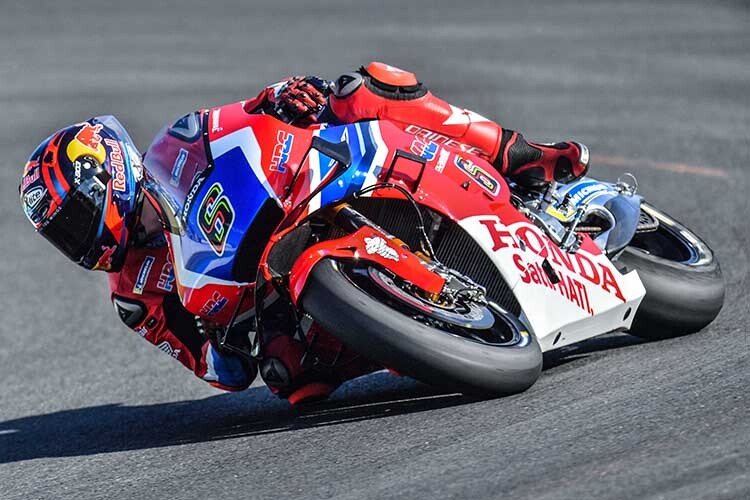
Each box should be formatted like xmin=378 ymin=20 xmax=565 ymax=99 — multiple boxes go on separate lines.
xmin=197 ymin=182 xmax=235 ymax=256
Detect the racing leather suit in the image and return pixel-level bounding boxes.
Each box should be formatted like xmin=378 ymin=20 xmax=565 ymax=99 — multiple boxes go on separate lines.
xmin=110 ymin=62 xmax=586 ymax=404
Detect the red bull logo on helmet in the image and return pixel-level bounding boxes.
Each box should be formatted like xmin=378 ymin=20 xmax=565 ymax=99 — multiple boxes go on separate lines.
xmin=104 ymin=138 xmax=127 ymax=192
xmin=21 ymin=168 xmax=40 ymax=191
xmin=74 ymin=123 xmax=104 ymax=152
xmin=68 ymin=123 xmax=107 ymax=166
xmin=23 ymin=159 xmax=39 ymax=176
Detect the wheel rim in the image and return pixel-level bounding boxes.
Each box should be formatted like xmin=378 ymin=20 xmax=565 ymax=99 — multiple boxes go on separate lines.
xmin=337 ymin=262 xmax=531 ymax=348
xmin=626 ymin=204 xmax=713 ymax=266
xmin=367 ymin=267 xmax=494 ymax=329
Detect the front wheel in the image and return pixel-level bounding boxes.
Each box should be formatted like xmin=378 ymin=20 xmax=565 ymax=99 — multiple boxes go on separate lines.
xmin=300 ymin=259 xmax=542 ymax=397
xmin=614 ymin=203 xmax=725 ymax=339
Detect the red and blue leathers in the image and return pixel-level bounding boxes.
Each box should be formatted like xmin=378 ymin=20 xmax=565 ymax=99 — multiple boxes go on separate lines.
xmin=110 ymin=62 xmax=588 ymax=403
xmin=109 ymin=235 xmax=255 ymax=391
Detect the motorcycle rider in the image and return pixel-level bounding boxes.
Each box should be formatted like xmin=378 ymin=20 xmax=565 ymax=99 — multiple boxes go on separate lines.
xmin=19 ymin=62 xmax=589 ymax=404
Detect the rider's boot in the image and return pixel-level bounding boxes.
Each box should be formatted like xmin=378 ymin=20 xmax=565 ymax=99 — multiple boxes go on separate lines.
xmin=493 ymin=131 xmax=590 ymax=189
xmin=259 ymin=322 xmax=381 ymax=405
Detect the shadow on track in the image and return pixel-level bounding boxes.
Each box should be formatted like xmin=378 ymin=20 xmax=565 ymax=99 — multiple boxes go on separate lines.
xmin=542 ymin=331 xmax=646 ymax=370
xmin=0 ymin=372 xmax=474 ymax=464
xmin=0 ymin=333 xmax=646 ymax=464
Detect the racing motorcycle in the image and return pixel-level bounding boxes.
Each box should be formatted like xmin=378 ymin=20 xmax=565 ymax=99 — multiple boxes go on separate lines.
xmin=143 ymin=103 xmax=725 ymax=396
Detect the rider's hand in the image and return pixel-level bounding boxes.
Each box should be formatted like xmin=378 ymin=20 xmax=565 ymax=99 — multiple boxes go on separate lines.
xmin=273 ymin=76 xmax=332 ymax=125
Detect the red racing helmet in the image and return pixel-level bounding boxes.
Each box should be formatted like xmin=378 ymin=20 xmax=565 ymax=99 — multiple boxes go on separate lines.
xmin=20 ymin=116 xmax=143 ymax=271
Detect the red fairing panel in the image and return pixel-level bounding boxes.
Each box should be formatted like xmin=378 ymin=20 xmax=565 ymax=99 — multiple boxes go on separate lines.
xmin=287 ymin=226 xmax=446 ymax=305
xmin=206 ymin=102 xmax=318 ymax=200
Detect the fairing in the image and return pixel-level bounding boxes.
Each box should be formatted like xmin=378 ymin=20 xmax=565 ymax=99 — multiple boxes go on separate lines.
xmin=141 ymin=101 xmax=644 ymax=349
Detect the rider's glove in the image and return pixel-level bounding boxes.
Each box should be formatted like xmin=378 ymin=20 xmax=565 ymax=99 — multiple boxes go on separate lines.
xmin=273 ymin=76 xmax=332 ymax=125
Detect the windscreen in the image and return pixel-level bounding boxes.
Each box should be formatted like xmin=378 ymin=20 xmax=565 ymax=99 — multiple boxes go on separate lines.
xmin=141 ymin=112 xmax=210 ymax=234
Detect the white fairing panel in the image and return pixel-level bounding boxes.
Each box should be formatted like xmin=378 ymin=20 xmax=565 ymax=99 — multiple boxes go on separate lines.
xmin=460 ymin=215 xmax=646 ymax=351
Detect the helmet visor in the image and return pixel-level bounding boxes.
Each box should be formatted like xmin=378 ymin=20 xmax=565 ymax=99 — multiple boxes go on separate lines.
xmin=39 ymin=169 xmax=109 ymax=265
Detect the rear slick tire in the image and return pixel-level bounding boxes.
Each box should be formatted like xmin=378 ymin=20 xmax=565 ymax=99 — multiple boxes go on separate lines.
xmin=300 ymin=259 xmax=542 ymax=397
xmin=614 ymin=203 xmax=725 ymax=339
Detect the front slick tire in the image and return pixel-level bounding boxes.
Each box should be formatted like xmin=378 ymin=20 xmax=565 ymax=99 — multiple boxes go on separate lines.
xmin=300 ymin=259 xmax=542 ymax=397
xmin=615 ymin=203 xmax=725 ymax=339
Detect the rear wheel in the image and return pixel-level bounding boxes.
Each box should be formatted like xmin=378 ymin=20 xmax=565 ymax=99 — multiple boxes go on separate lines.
xmin=614 ymin=203 xmax=724 ymax=339
xmin=300 ymin=259 xmax=542 ymax=397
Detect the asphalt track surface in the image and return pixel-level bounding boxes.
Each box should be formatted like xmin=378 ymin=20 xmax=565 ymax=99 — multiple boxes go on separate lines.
xmin=1 ymin=1 xmax=749 ymax=499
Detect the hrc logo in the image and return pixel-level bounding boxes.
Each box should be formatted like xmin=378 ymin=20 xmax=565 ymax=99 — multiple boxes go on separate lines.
xmin=409 ymin=137 xmax=439 ymax=161
xmin=156 ymin=261 xmax=175 ymax=292
xmin=200 ymin=291 xmax=229 ymax=317
xmin=270 ymin=130 xmax=294 ymax=172
xmin=454 ymin=156 xmax=500 ymax=196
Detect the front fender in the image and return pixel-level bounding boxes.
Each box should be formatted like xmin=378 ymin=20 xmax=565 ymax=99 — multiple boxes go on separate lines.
xmin=288 ymin=226 xmax=445 ymax=305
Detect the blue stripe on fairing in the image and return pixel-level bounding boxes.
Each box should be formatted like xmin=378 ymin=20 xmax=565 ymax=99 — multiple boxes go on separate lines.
xmin=348 ymin=122 xmax=378 ymax=191
xmin=180 ymin=146 xmax=273 ymax=281
xmin=317 ymin=122 xmax=379 ymax=207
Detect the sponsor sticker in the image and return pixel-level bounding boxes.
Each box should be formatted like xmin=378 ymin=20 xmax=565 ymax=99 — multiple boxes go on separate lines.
xmin=409 ymin=136 xmax=439 ymax=161
xmin=133 ymin=255 xmax=155 ymax=295
xmin=197 ymin=182 xmax=235 ymax=256
xmin=364 ymin=235 xmax=400 ymax=262
xmin=157 ymin=341 xmax=181 ymax=359
xmin=74 ymin=160 xmax=81 ymax=185
xmin=269 ymin=130 xmax=294 ymax=173
xmin=563 ymin=181 xmax=609 ymax=207
xmin=200 ymin=291 xmax=228 ymax=317
xmin=479 ymin=218 xmax=627 ymax=314
xmin=103 ymin=138 xmax=127 ymax=192
xmin=435 ymin=148 xmax=450 ymax=173
xmin=94 ymin=245 xmax=117 ymax=271
xmin=23 ymin=159 xmax=39 ymax=176
xmin=181 ymin=173 xmax=207 ymax=220
xmin=74 ymin=123 xmax=104 ymax=152
xmin=156 ymin=261 xmax=175 ymax=292
xmin=546 ymin=181 xmax=612 ymax=221
xmin=211 ymin=108 xmax=223 ymax=133
xmin=404 ymin=124 xmax=484 ymax=155
xmin=170 ymin=148 xmax=188 ymax=187
xmin=72 ymin=156 xmax=96 ymax=186
xmin=21 ymin=168 xmax=40 ymax=191
xmin=454 ymin=155 xmax=500 ymax=196
xmin=22 ymin=186 xmax=45 ymax=211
